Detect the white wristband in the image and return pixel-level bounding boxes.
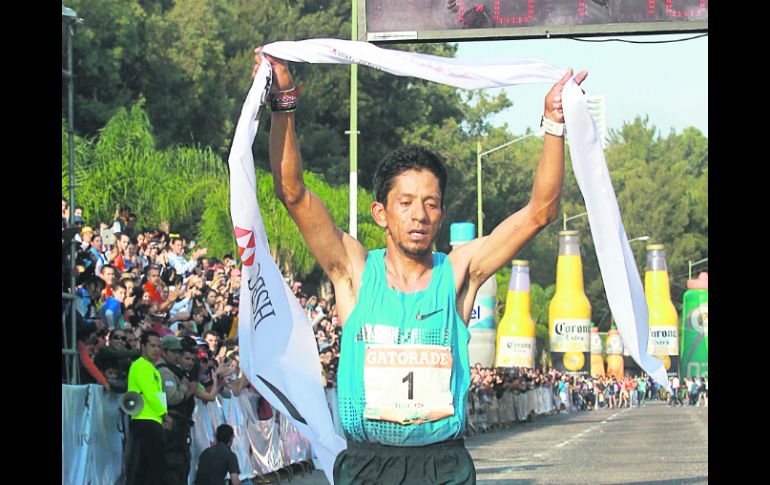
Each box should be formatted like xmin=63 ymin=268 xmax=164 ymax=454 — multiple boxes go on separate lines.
xmin=540 ymin=116 xmax=565 ymax=137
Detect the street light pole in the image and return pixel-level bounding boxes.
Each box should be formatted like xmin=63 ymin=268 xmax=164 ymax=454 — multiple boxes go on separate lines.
xmin=62 ymin=4 xmax=80 ymax=385
xmin=563 ymin=211 xmax=588 ymax=231
xmin=63 ymin=6 xmax=78 ymax=228
xmin=688 ymin=257 xmax=708 ymax=280
xmin=477 ymin=131 xmax=543 ymax=236
xmin=476 ymin=141 xmax=482 ymax=236
xmin=629 ymin=235 xmax=650 ymax=269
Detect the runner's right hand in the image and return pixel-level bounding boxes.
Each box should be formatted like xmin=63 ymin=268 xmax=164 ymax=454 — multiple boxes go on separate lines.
xmin=252 ymin=46 xmax=295 ymax=92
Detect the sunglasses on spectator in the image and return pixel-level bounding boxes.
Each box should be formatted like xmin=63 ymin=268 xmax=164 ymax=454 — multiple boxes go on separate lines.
xmin=112 ymin=335 xmax=126 ymax=341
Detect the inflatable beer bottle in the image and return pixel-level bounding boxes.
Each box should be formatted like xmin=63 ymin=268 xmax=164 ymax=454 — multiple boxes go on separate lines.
xmin=645 ymin=244 xmax=679 ymax=376
xmin=605 ymin=325 xmax=625 ymax=380
xmin=617 ymin=315 xmax=641 ymax=376
xmin=590 ymin=324 xmax=606 ymax=377
xmin=623 ymin=343 xmax=641 ymax=377
xmin=549 ymin=230 xmax=591 ymax=375
xmin=495 ymin=260 xmax=536 ymax=369
xmin=681 ymin=272 xmax=708 ymax=378
xmin=450 ymin=222 xmax=497 ymax=368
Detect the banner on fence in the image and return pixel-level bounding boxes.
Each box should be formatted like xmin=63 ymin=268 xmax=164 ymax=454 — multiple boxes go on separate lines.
xmin=63 ymin=384 xmax=560 ymax=484
xmin=63 ymin=386 xmax=314 ymax=485
xmin=62 ymin=385 xmax=125 ymax=485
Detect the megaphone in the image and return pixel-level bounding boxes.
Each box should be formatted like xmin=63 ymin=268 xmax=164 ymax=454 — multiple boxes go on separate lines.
xmin=119 ymin=391 xmax=144 ymax=416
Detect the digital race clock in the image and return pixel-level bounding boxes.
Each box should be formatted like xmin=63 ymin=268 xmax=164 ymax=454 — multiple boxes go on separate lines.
xmin=359 ymin=0 xmax=708 ymax=42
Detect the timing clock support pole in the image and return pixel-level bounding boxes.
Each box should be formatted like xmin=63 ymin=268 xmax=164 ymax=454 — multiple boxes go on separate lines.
xmin=349 ymin=0 xmax=359 ymax=239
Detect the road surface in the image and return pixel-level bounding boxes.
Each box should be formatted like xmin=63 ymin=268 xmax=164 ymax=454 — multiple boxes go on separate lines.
xmin=267 ymin=400 xmax=708 ymax=484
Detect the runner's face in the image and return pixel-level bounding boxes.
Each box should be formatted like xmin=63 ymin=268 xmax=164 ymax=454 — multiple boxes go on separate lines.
xmin=378 ymin=169 xmax=443 ymax=259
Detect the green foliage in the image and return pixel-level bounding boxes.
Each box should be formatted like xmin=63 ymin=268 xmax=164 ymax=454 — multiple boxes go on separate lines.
xmin=531 ymin=283 xmax=555 ymax=366
xmin=62 ymin=1 xmax=706 ymax=312
xmin=566 ymin=117 xmax=709 ymax=328
xmin=197 ymin=183 xmax=238 ymax=258
xmin=63 ymin=102 xmax=386 ymax=280
xmin=64 ymin=104 xmax=226 ymax=238
xmin=255 ymin=169 xmax=388 ymax=278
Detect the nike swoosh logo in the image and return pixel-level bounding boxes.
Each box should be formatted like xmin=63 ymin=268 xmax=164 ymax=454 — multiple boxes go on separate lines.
xmin=416 ymin=308 xmax=444 ymax=320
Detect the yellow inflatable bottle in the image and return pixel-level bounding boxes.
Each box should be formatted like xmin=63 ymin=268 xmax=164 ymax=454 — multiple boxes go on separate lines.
xmin=590 ymin=324 xmax=606 ymax=378
xmin=495 ymin=260 xmax=536 ymax=369
xmin=549 ymin=230 xmax=591 ymax=375
xmin=605 ymin=324 xmax=625 ymax=380
xmin=645 ymin=244 xmax=680 ymax=376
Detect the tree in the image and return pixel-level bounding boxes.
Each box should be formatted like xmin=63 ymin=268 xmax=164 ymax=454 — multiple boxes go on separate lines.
xmin=61 ymin=1 xmax=707 ymax=319
xmin=579 ymin=117 xmax=709 ymax=326
xmin=63 ymin=103 xmax=226 ymax=237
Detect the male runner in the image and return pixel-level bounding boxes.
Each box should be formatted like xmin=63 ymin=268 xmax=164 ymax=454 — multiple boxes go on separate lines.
xmin=253 ymin=48 xmax=587 ymax=484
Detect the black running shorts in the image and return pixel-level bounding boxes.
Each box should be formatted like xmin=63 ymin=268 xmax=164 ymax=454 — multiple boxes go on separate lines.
xmin=333 ymin=438 xmax=476 ymax=485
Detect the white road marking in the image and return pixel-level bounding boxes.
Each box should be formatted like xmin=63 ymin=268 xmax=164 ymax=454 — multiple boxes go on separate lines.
xmin=554 ymin=407 xmax=630 ymax=450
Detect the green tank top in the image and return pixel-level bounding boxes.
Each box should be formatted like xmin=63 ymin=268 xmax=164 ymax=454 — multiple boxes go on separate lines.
xmin=337 ymin=249 xmax=471 ymax=446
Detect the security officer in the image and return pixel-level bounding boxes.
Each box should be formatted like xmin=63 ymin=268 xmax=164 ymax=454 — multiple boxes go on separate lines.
xmin=126 ymin=330 xmax=170 ymax=485
xmin=157 ymin=335 xmax=196 ymax=485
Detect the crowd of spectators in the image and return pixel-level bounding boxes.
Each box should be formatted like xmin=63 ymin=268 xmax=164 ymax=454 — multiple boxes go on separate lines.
xmin=467 ymin=363 xmax=708 ymax=418
xmin=62 ymin=202 xmax=249 ymax=398
xmin=668 ymin=375 xmax=709 ymax=408
xmin=290 ymin=282 xmax=342 ymax=391
xmin=62 ymin=199 xmax=708 ymax=482
xmin=63 ymin=201 xmax=710 ymax=412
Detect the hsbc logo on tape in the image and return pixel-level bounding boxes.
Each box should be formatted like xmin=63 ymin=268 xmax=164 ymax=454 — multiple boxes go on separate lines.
xmin=234 ymin=226 xmax=256 ymax=266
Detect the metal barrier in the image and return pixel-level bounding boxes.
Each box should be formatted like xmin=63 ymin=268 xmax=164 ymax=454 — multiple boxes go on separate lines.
xmin=63 ymin=382 xmax=561 ymax=484
xmin=464 ymin=387 xmax=557 ymax=436
xmin=63 ymin=385 xmax=313 ymax=485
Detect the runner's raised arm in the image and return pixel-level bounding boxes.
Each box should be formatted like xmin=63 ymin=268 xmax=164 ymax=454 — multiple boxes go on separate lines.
xmin=255 ymin=50 xmax=367 ymax=324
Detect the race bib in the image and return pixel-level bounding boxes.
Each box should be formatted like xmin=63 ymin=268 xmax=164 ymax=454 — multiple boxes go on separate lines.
xmin=363 ymin=344 xmax=454 ymax=425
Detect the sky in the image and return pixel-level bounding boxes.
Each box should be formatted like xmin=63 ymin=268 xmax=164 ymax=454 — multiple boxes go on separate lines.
xmin=454 ymin=33 xmax=708 ymax=138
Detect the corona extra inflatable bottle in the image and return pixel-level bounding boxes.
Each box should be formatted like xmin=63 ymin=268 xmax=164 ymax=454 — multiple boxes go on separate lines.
xmin=495 ymin=260 xmax=536 ymax=369
xmin=645 ymin=244 xmax=679 ymax=376
xmin=623 ymin=343 xmax=641 ymax=377
xmin=450 ymin=222 xmax=497 ymax=368
xmin=590 ymin=324 xmax=606 ymax=377
xmin=681 ymin=272 xmax=708 ymax=378
xmin=605 ymin=325 xmax=625 ymax=380
xmin=616 ymin=315 xmax=641 ymax=376
xmin=549 ymin=230 xmax=591 ymax=375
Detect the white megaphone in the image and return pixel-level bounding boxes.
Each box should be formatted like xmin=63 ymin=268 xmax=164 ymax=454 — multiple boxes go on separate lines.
xmin=119 ymin=391 xmax=144 ymax=416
